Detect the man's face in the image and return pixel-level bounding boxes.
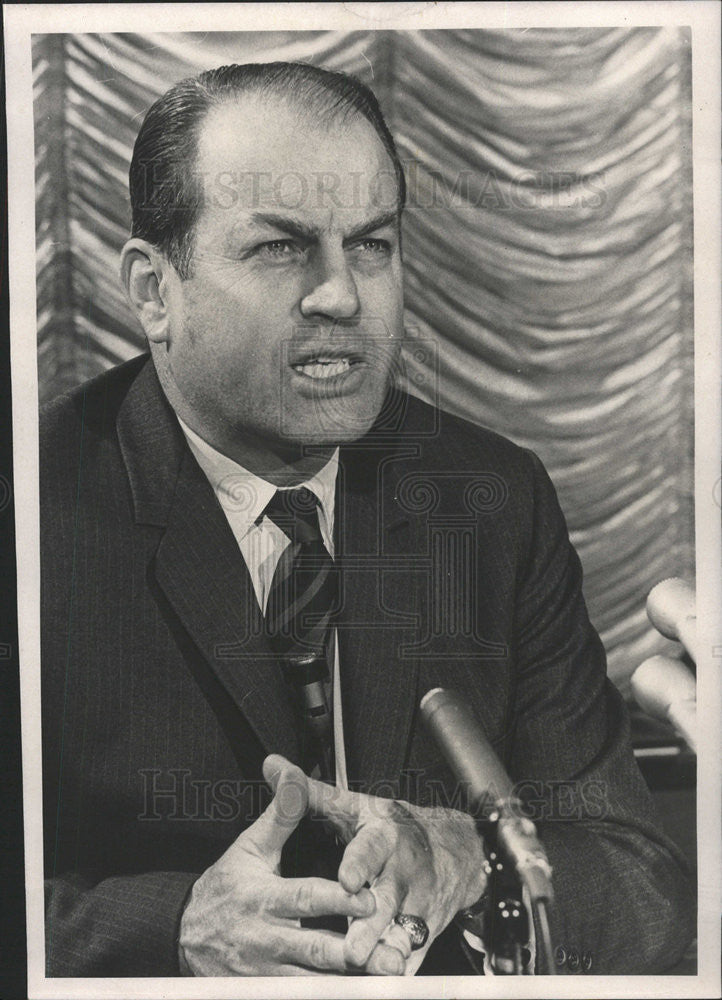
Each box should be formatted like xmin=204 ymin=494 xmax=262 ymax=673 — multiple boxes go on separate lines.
xmin=159 ymin=95 xmax=404 ymax=467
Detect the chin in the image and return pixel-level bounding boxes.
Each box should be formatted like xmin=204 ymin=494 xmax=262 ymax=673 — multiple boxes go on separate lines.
xmin=286 ymin=390 xmax=390 ymax=447
xmin=282 ymin=425 xmax=371 ymax=451
xmin=297 ymin=411 xmax=382 ymax=447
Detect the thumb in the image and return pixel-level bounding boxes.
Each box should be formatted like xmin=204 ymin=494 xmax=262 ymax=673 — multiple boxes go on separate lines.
xmin=245 ymin=755 xmax=308 ymax=858
xmin=262 ymin=753 xmax=302 ymax=796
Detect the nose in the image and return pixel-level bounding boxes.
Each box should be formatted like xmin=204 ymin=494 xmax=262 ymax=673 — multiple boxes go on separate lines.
xmin=299 ymin=250 xmax=360 ymax=321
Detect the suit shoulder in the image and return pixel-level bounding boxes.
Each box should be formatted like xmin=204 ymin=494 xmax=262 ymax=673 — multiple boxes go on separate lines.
xmin=399 ymin=391 xmax=535 ymax=476
xmin=40 ymin=354 xmax=150 ymax=446
xmin=39 ymin=355 xmax=151 ymax=507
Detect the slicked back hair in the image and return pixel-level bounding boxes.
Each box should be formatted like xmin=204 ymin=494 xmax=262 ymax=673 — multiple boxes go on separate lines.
xmin=129 ymin=61 xmax=406 ymax=279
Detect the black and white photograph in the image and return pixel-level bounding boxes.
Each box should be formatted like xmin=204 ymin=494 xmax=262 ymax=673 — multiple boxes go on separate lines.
xmin=3 ymin=3 xmax=721 ymax=997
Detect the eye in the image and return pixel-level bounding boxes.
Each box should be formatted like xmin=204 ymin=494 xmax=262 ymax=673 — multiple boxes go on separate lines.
xmin=353 ymin=238 xmax=391 ymax=255
xmin=256 ymin=239 xmax=305 ymax=259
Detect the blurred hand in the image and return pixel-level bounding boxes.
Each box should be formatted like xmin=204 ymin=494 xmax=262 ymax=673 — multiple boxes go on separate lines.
xmin=265 ymin=754 xmax=488 ymax=975
xmin=632 ymin=578 xmax=697 ymax=751
xmin=178 ymin=757 xmax=405 ymax=976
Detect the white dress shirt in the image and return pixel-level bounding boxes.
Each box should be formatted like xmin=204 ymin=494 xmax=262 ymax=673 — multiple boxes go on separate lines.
xmin=177 ymin=416 xmax=347 ymax=788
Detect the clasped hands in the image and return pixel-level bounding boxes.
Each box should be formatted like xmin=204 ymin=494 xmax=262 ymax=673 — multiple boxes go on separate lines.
xmin=179 ymin=754 xmax=487 ymax=976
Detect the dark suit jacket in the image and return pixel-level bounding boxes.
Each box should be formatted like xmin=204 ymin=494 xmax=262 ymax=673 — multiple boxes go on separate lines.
xmin=41 ymin=354 xmax=695 ymax=977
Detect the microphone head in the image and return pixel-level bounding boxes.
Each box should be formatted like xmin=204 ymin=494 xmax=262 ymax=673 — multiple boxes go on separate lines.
xmin=419 ymin=687 xmax=450 ymax=715
xmin=420 ymin=687 xmax=513 ymax=804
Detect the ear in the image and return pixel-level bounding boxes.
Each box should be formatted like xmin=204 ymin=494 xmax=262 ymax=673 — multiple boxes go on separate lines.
xmin=120 ymin=238 xmax=176 ymax=345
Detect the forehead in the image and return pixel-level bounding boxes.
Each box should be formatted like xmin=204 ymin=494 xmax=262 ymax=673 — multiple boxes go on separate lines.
xmin=194 ymin=94 xmax=399 ymax=230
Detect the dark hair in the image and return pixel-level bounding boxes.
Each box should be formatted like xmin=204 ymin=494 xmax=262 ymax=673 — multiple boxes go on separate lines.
xmin=129 ymin=62 xmax=406 ymax=278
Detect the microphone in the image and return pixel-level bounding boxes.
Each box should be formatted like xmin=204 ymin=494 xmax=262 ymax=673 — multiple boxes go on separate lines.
xmin=420 ymin=687 xmax=553 ymax=904
xmin=280 ymin=651 xmax=333 ymax=780
xmin=280 ymin=651 xmax=332 ymax=741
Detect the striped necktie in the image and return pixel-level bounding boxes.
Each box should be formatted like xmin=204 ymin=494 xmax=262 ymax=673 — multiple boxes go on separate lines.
xmin=263 ymin=487 xmax=337 ymax=781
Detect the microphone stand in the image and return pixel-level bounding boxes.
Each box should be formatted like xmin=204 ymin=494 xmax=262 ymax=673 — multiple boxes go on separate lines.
xmin=457 ymin=798 xmax=555 ymax=974
xmin=458 ymin=816 xmax=529 ymax=973
xmin=420 ymin=688 xmax=556 ymax=974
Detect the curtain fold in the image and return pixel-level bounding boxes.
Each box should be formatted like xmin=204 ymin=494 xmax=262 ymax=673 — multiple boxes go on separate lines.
xmin=33 ymin=29 xmax=693 ymax=689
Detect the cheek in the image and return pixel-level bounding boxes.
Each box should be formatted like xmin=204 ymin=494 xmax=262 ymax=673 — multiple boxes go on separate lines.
xmin=180 ymin=298 xmax=269 ymax=373
xmin=368 ymin=270 xmax=404 ymax=330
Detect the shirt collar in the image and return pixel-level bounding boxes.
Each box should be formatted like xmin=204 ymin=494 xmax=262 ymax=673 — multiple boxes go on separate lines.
xmin=177 ymin=416 xmax=338 ymax=546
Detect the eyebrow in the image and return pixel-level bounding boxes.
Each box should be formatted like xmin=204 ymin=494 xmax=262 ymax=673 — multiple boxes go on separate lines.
xmin=246 ymin=210 xmax=400 ymax=243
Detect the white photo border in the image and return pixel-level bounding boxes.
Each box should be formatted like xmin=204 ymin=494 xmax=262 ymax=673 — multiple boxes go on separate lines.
xmin=5 ymin=3 xmax=720 ymax=998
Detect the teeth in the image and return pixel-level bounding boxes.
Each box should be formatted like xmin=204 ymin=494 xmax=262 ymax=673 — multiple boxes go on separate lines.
xmin=293 ymin=358 xmax=351 ymax=379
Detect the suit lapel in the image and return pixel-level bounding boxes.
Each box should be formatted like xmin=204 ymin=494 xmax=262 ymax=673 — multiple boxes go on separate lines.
xmin=336 ymin=440 xmax=423 ymax=793
xmin=153 ymin=450 xmax=299 ymax=762
xmin=117 ymin=358 xmax=298 ymax=763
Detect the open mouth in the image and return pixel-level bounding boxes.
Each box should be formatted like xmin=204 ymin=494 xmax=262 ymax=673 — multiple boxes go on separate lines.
xmin=291 ymin=356 xmax=356 ymax=379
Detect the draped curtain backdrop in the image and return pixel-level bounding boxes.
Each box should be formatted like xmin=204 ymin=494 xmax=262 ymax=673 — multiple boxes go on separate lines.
xmin=33 ymin=29 xmax=694 ymax=691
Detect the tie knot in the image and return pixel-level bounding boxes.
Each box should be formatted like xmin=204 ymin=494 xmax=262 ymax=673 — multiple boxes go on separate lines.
xmin=264 ymin=487 xmax=322 ymax=545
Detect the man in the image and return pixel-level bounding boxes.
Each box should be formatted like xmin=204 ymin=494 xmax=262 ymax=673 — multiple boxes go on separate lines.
xmin=41 ymin=62 xmax=695 ymax=977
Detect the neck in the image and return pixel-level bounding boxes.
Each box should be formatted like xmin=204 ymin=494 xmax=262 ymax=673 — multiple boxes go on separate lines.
xmin=217 ymin=435 xmax=336 ymax=487
xmin=175 ymin=410 xmax=335 ymax=487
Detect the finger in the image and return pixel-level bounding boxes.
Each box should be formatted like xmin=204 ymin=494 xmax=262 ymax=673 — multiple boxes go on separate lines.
xmin=265 ymin=878 xmax=375 ymax=920
xmin=303 ymin=772 xmax=360 ymax=843
xmin=262 ymin=925 xmax=363 ymax=974
xmin=245 ymin=758 xmax=308 ymax=857
xmin=387 ymin=886 xmax=438 ymax=974
xmin=276 ymin=948 xmax=405 ymax=977
xmin=262 ymin=753 xmax=303 ymax=794
xmin=338 ymin=823 xmax=395 ymax=894
xmin=363 ymin=942 xmax=407 ymax=976
xmin=274 ymin=965 xmax=332 ymax=976
xmin=277 ymin=927 xmax=405 ymax=976
xmin=265 ymin=925 xmax=346 ymax=972
xmin=277 ymin=926 xmax=404 ymax=978
xmin=344 ymin=872 xmax=404 ymax=966
xmin=379 ymin=922 xmax=413 ymax=961
xmin=277 ymin=926 xmax=405 ymax=976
